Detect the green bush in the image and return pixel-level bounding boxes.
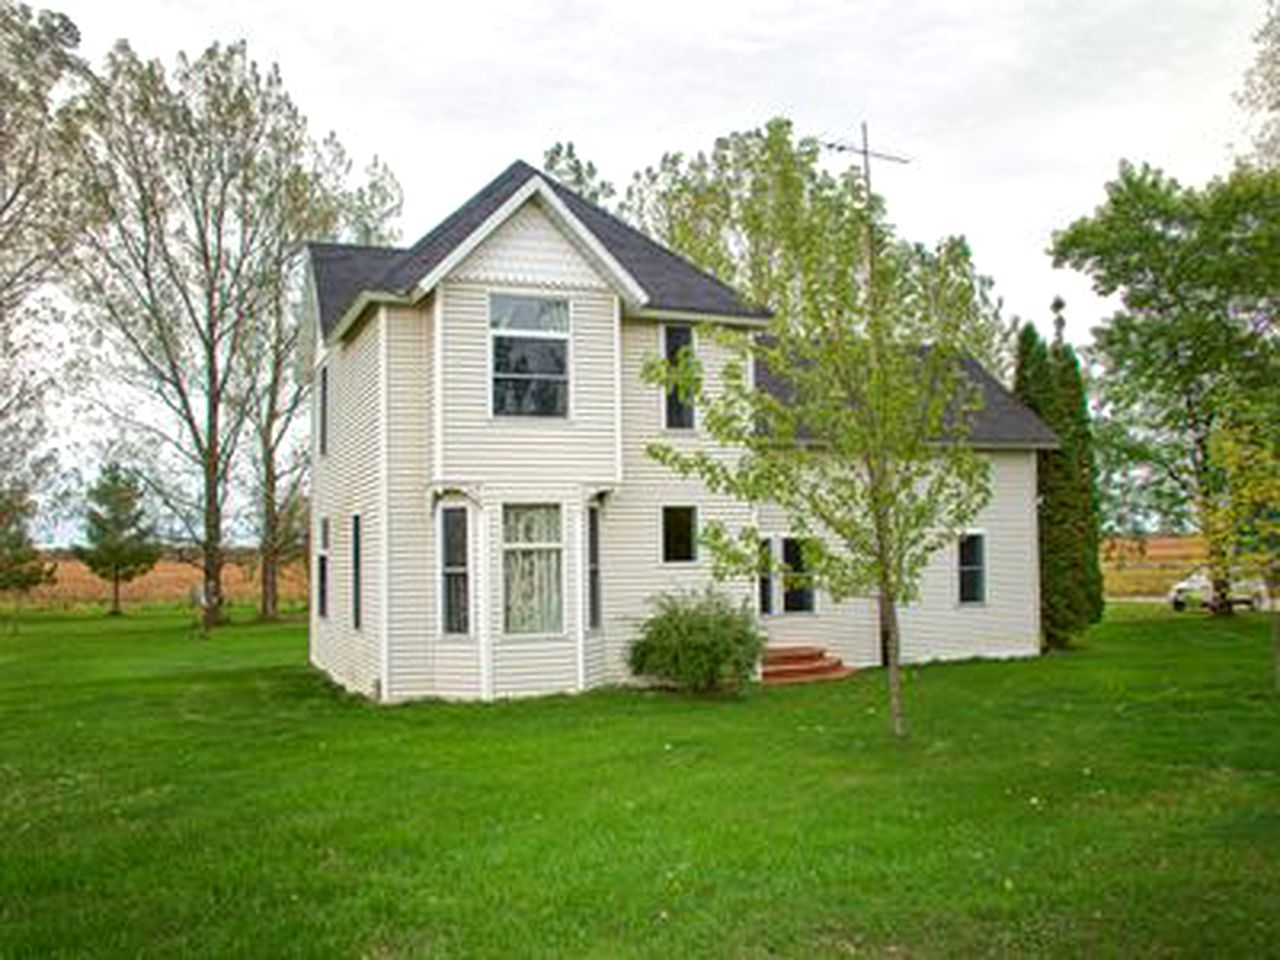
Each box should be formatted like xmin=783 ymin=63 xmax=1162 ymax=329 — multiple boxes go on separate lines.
xmin=628 ymin=587 xmax=764 ymax=693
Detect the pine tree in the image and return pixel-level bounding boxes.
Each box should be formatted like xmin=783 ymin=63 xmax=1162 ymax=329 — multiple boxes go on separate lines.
xmin=1015 ymin=309 xmax=1099 ymax=649
xmin=73 ymin=464 xmax=161 ymax=615
xmin=0 ymin=485 xmax=55 ymax=605
xmin=1048 ymin=307 xmax=1105 ymax=625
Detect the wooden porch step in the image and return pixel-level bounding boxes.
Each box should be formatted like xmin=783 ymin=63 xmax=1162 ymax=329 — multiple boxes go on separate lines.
xmin=761 ymin=644 xmax=855 ymax=687
xmin=765 ymin=665 xmax=857 ymax=686
xmin=764 ymin=645 xmax=826 ymax=666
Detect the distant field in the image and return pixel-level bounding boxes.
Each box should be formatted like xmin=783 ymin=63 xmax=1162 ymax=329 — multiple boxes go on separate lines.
xmin=1102 ymin=535 xmax=1206 ymax=598
xmin=28 ymin=557 xmax=308 ymax=608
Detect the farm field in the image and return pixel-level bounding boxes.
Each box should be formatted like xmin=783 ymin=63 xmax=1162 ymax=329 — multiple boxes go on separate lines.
xmin=1 ymin=605 xmax=1277 ymax=957
xmin=1102 ymin=535 xmax=1206 ymax=598
xmin=26 ymin=557 xmax=308 ymax=609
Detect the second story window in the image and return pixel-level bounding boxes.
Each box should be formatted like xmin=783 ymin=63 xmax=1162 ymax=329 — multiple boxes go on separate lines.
xmin=491 ymin=294 xmax=569 ymax=417
xmin=663 ymin=323 xmax=695 ymax=429
xmin=318 ymin=365 xmax=329 ymax=456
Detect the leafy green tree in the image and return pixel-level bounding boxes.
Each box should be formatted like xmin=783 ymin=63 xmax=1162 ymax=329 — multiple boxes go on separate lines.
xmin=73 ymin=463 xmax=161 ymax=615
xmin=623 ymin=119 xmax=1015 ymax=380
xmin=542 ymin=141 xmax=616 ymax=205
xmin=645 ymin=121 xmax=990 ymax=738
xmin=0 ymin=485 xmax=54 ymax=609
xmin=1052 ymin=161 xmax=1280 ymax=612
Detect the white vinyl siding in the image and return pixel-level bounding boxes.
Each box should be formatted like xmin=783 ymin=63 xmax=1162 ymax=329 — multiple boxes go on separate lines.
xmin=757 ymin=452 xmax=1041 ymax=665
xmin=308 ymin=309 xmax=384 ymax=697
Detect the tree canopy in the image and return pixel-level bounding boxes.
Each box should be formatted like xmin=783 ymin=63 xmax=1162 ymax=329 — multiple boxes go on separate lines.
xmin=643 ymin=119 xmax=992 ymax=737
xmin=73 ymin=463 xmax=161 ymax=615
xmin=1053 ymin=161 xmax=1280 ymax=608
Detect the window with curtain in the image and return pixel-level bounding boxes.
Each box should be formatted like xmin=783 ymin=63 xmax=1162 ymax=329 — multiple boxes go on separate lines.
xmin=782 ymin=537 xmax=815 ymax=612
xmin=491 ymin=294 xmax=569 ymax=417
xmin=503 ymin=505 xmax=563 ymax=634
xmin=959 ymin=533 xmax=985 ymax=604
xmin=587 ymin=505 xmax=601 ymax=631
xmin=663 ymin=324 xmax=694 ymax=429
xmin=441 ymin=507 xmax=469 ymax=634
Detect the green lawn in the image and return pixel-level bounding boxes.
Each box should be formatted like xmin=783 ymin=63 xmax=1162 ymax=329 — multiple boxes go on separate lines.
xmin=1 ymin=606 xmax=1277 ymax=958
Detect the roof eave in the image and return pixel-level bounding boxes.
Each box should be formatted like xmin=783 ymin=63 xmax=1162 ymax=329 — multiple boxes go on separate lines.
xmin=627 ymin=305 xmax=772 ymax=328
xmin=325 ymin=290 xmax=413 ymax=345
xmin=408 ymin=174 xmax=650 ymax=311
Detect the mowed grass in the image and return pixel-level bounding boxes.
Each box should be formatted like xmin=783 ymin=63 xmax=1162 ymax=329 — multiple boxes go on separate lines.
xmin=1 ymin=607 xmax=1277 ymax=958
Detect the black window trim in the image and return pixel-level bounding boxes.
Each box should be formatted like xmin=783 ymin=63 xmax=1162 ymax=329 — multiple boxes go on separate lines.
xmin=441 ymin=505 xmax=470 ymax=636
xmin=318 ymin=364 xmax=329 ymax=456
xmin=662 ymin=322 xmax=695 ymax=430
xmin=661 ymin=505 xmax=698 ymax=564
xmin=782 ymin=536 xmax=816 ymax=614
xmin=587 ymin=504 xmax=602 ymax=632
xmin=351 ymin=513 xmax=362 ymax=630
xmin=958 ymin=531 xmax=986 ymax=606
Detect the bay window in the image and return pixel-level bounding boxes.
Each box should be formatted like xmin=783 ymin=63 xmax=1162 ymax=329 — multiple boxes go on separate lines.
xmin=503 ymin=505 xmax=563 ymax=634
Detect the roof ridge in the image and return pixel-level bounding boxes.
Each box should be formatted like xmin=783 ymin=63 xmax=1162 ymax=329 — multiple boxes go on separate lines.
xmin=541 ymin=174 xmax=769 ymax=316
xmin=308 ymin=240 xmax=407 ymax=254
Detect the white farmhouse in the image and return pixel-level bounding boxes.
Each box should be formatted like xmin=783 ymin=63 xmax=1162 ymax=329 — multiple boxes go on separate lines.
xmin=306 ymin=161 xmax=1056 ymax=701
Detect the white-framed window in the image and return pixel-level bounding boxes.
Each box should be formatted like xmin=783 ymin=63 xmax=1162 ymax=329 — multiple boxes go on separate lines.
xmin=959 ymin=532 xmax=985 ymax=605
xmin=503 ymin=504 xmax=564 ymax=634
xmin=490 ymin=294 xmax=569 ymax=417
xmin=782 ymin=537 xmax=816 ymax=613
xmin=587 ymin=504 xmax=602 ymax=631
xmin=440 ymin=506 xmax=469 ymax=635
xmin=662 ymin=506 xmax=697 ymax=563
xmin=663 ymin=323 xmax=695 ymax=429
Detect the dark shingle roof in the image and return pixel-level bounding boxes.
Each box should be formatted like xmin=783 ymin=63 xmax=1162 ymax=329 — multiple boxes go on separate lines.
xmin=308 ymin=242 xmax=407 ymax=335
xmin=753 ymin=352 xmax=1058 ymax=449
xmin=308 ymin=160 xmax=767 ymax=338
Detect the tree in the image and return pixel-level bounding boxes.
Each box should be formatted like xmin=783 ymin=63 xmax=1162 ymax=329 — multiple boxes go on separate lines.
xmin=1239 ymin=0 xmax=1280 ymax=166
xmin=0 ymin=2 xmax=84 ymax=490
xmin=1013 ymin=305 xmax=1103 ymax=649
xmin=0 ymin=1 xmax=83 ymax=319
xmin=644 ymin=120 xmax=991 ymax=738
xmin=622 ymin=120 xmax=1015 ymax=381
xmin=1047 ymin=309 xmax=1104 ymax=626
xmin=1052 ymin=161 xmax=1280 ymax=613
xmin=241 ymin=145 xmax=401 ymax=621
xmin=542 ymin=141 xmax=616 ymax=206
xmin=64 ymin=40 xmax=380 ymax=629
xmin=0 ymin=485 xmax=54 ymax=611
xmin=72 ymin=463 xmax=160 ymax=615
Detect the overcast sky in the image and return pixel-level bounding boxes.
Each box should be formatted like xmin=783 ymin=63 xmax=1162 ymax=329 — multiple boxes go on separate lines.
xmin=55 ymin=0 xmax=1262 ymax=343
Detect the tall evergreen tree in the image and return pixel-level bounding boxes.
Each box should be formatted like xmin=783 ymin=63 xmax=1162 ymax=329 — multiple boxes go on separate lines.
xmin=73 ymin=463 xmax=161 ymax=615
xmin=1048 ymin=304 xmax=1105 ymax=625
xmin=1015 ymin=305 xmax=1102 ymax=649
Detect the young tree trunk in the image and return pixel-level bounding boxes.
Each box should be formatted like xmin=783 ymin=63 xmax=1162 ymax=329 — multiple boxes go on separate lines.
xmin=110 ymin=569 xmax=121 ymax=616
xmin=259 ymin=450 xmax=279 ymax=621
xmin=203 ymin=431 xmax=224 ymax=632
xmin=877 ymin=579 xmax=906 ymax=739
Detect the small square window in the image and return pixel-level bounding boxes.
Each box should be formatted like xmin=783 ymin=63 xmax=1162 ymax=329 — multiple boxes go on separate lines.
xmin=662 ymin=506 xmax=697 ymax=563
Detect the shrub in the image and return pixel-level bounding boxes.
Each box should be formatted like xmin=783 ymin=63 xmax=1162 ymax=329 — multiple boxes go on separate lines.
xmin=628 ymin=587 xmax=764 ymax=693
